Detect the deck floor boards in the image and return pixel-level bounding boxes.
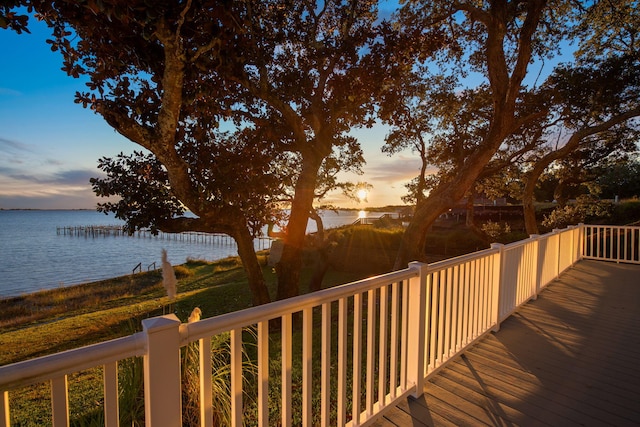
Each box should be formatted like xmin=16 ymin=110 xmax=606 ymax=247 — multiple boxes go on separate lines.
xmin=374 ymin=260 xmax=640 ymax=426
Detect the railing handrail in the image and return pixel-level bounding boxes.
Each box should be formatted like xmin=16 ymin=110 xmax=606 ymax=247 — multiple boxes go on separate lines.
xmin=0 ymin=333 xmax=145 ymax=391
xmin=426 ymin=245 xmax=499 ymax=272
xmin=182 ymin=265 xmax=418 ymax=343
xmin=582 ymin=224 xmax=640 ymax=264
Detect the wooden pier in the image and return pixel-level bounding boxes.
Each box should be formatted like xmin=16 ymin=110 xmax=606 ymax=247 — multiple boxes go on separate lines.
xmin=56 ymin=225 xmax=272 ymax=250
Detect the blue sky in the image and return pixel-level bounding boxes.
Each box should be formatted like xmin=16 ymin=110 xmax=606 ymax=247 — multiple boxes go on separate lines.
xmin=0 ymin=18 xmax=133 ymax=209
xmin=0 ymin=14 xmax=420 ymax=210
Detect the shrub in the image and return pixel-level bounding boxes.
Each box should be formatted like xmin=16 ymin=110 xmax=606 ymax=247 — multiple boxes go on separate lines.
xmin=185 ymin=258 xmax=211 ymax=266
xmin=481 ymin=220 xmax=511 ymax=240
xmin=181 ymin=329 xmax=257 ymax=427
xmin=173 ymin=265 xmax=194 ymax=278
xmin=425 ymin=229 xmax=488 ymax=255
xmin=542 ymin=195 xmax=613 ymax=229
xmin=325 ymin=226 xmax=404 ymax=273
xmin=610 ymin=199 xmax=640 ymax=225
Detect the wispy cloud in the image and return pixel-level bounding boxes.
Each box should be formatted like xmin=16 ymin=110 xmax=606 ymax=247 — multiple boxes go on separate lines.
xmin=0 ymin=132 xmax=104 ymax=208
xmin=52 ymin=169 xmax=98 ymax=186
xmin=0 ymin=87 xmax=22 ymax=96
xmin=365 ymin=155 xmax=435 ymax=184
xmin=45 ymin=158 xmax=65 ymax=166
xmin=0 ymin=164 xmax=101 ymax=209
xmin=0 ymin=137 xmax=36 ymax=168
xmin=2 ymin=168 xmax=97 ymax=186
xmin=0 ymin=137 xmax=33 ymax=154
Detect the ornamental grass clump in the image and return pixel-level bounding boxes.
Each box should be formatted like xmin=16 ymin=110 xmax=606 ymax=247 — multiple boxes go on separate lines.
xmin=181 ymin=308 xmax=258 ymax=426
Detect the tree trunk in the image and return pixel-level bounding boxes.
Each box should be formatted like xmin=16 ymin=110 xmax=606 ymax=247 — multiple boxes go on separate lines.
xmin=393 ymin=0 xmax=548 ymax=269
xmin=465 ymin=195 xmax=491 ymax=244
xmin=307 ymin=210 xmax=328 ymax=293
xmin=234 ymin=223 xmax=272 ymax=306
xmin=394 ymin=128 xmax=511 ymax=268
xmin=523 ymin=109 xmax=640 ymax=234
xmin=522 ymin=157 xmax=551 ymax=235
xmin=308 ymin=247 xmax=330 ymax=293
xmin=394 ymin=193 xmax=450 ymax=268
xmin=276 ymin=157 xmax=322 ymax=300
xmin=522 ymin=185 xmax=539 ymax=235
xmin=554 ymin=182 xmax=569 ymax=208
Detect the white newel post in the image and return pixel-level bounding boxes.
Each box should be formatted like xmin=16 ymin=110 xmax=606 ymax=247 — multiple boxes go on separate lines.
xmin=142 ymin=314 xmax=183 ymax=427
xmin=407 ymin=262 xmax=428 ymax=397
xmin=490 ymin=244 xmax=504 ymax=332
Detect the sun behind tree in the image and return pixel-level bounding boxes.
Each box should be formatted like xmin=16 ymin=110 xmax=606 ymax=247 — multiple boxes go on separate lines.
xmin=356 ymin=188 xmax=369 ymax=202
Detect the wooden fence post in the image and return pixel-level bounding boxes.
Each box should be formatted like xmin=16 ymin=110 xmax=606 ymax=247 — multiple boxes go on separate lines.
xmin=142 ymin=314 xmax=182 ymax=427
xmin=407 ymin=262 xmax=428 ymax=398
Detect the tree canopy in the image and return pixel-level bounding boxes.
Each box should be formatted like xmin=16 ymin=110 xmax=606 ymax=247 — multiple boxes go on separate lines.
xmin=385 ymin=0 xmax=569 ymax=266
xmin=381 ymin=0 xmax=640 ymax=256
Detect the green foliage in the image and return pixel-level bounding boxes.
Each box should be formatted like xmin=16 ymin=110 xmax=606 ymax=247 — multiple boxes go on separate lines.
xmin=13 ymin=0 xmax=395 ymax=302
xmin=609 ymin=200 xmax=640 ymax=225
xmin=542 ymin=195 xmax=614 ymax=230
xmin=180 ymin=330 xmax=256 ymax=427
xmin=574 ymin=0 xmax=640 ymax=60
xmin=596 ymin=160 xmax=640 ymax=200
xmin=481 ymin=221 xmax=512 ymax=240
xmin=0 ymin=1 xmax=29 ymax=33
xmin=326 ymin=226 xmax=404 ymax=273
xmin=424 ymin=229 xmax=488 ymax=257
xmin=91 ymin=152 xmax=186 ymax=234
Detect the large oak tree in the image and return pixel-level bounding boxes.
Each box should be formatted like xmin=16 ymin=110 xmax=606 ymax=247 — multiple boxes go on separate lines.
xmin=212 ymin=1 xmax=406 ymax=299
xmin=389 ymin=0 xmax=564 ymax=266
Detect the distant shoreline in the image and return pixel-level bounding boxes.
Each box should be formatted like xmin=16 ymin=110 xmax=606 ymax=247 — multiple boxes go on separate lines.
xmin=0 ymin=205 xmax=408 ymax=212
xmin=0 ymin=208 xmax=95 ymax=211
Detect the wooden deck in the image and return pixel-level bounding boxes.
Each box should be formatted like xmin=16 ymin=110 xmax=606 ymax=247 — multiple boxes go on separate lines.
xmin=374 ymin=260 xmax=640 ymax=426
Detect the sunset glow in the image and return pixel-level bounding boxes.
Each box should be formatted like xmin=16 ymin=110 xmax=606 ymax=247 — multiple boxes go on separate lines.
xmin=356 ymin=188 xmax=369 ymax=202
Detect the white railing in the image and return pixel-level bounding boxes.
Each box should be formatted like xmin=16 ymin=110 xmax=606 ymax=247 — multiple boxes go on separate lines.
xmin=1 ymin=224 xmax=636 ymax=427
xmin=583 ymin=224 xmax=640 ymax=264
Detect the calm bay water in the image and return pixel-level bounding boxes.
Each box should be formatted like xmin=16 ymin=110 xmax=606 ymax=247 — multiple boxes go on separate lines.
xmin=0 ymin=209 xmax=366 ymax=298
